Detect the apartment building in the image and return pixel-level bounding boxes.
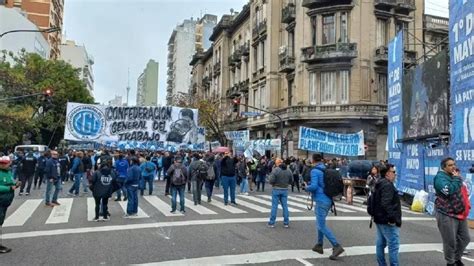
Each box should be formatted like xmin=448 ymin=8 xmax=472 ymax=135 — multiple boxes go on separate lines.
xmin=190 ymin=0 xmax=448 ymax=159
xmin=60 ymin=40 xmax=94 ymax=94
xmin=3 ymin=0 xmax=64 ymax=59
xmin=136 ymin=59 xmax=159 ymax=106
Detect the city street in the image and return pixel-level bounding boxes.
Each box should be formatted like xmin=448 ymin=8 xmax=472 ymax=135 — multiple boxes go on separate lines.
xmin=1 ymin=181 xmax=472 ymax=265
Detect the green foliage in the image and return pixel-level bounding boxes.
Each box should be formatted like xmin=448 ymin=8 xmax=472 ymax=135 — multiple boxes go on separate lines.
xmin=0 ymin=51 xmax=94 ymax=149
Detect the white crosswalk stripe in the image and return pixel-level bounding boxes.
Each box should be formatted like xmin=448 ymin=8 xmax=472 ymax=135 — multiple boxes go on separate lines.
xmin=3 ymin=199 xmax=43 ymax=227
xmin=216 ymin=195 xmax=270 ymax=213
xmin=118 ymin=201 xmax=150 ymax=218
xmin=182 ymin=198 xmax=217 ymax=215
xmin=87 ymin=197 xmax=96 ymax=221
xmin=286 ymin=195 xmax=356 ymax=213
xmin=257 ymin=195 xmax=310 ymax=210
xmin=208 ymin=199 xmax=247 ymax=214
xmin=238 ymin=195 xmax=303 ymax=213
xmin=46 ymin=198 xmax=73 ymax=224
xmin=144 ymin=196 xmax=183 ymax=216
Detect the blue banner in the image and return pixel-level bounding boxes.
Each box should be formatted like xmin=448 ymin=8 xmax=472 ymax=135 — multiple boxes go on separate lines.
xmin=399 ymin=144 xmax=424 ymax=196
xmin=388 ymin=31 xmax=404 ymax=180
xmin=298 ymin=127 xmax=365 ymax=157
xmin=424 ymin=146 xmax=448 ymax=215
xmin=450 ymin=0 xmax=474 ymax=219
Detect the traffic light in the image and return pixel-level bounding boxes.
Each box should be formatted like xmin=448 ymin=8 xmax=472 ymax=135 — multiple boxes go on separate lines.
xmin=42 ymin=88 xmax=53 ymax=112
xmin=232 ymin=98 xmax=240 ymax=113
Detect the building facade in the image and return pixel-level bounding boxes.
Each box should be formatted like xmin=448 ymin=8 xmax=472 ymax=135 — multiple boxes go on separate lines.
xmin=190 ymin=0 xmax=448 ymax=159
xmin=3 ymin=0 xmax=64 ymax=59
xmin=60 ymin=40 xmax=94 ymax=94
xmin=167 ymin=15 xmax=217 ymax=105
xmin=136 ymin=59 xmax=159 ymax=106
xmin=108 ymin=95 xmax=123 ymax=106
xmin=0 ymin=6 xmax=50 ymax=60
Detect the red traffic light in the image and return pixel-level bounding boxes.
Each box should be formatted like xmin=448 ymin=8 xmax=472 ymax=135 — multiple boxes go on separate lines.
xmin=44 ymin=89 xmax=53 ymax=96
xmin=232 ymin=98 xmax=240 ymax=105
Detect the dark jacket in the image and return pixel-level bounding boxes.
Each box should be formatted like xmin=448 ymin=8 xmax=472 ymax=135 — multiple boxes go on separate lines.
xmin=373 ymin=178 xmax=402 ymax=227
xmin=82 ymin=156 xmax=93 ymax=171
xmin=44 ymin=158 xmax=60 ymax=182
xmin=220 ymin=156 xmax=238 ymax=177
xmin=126 ymin=164 xmax=141 ymax=186
xmin=58 ymin=156 xmax=69 ymax=176
xmin=268 ymin=164 xmax=292 ymax=189
xmin=37 ymin=156 xmax=47 ymax=171
xmin=0 ymin=169 xmax=15 ymax=207
xmin=434 ymin=170 xmax=464 ymax=218
xmin=91 ymin=167 xmax=116 ymax=198
xmin=21 ymin=154 xmax=37 ymax=177
xmin=163 ymin=155 xmax=174 ymax=170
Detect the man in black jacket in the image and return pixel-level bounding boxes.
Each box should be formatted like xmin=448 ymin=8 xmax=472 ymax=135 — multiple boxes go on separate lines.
xmin=44 ymin=151 xmax=61 ymax=207
xmin=19 ymin=152 xmax=37 ymax=196
xmin=162 ymin=152 xmax=174 ymax=196
xmin=372 ymin=164 xmax=401 ymax=266
xmin=220 ymin=152 xmax=238 ymax=206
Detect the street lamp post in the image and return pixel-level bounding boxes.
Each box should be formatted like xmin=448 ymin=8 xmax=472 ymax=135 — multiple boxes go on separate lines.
xmin=232 ymin=99 xmax=284 ymax=158
xmin=0 ymin=26 xmax=61 ymax=38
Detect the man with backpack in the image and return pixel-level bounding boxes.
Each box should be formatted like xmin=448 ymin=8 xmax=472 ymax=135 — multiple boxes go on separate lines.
xmin=140 ymin=156 xmax=156 ymax=196
xmin=204 ymin=155 xmax=217 ymax=202
xmin=19 ymin=152 xmax=36 ymax=196
xmin=166 ymin=157 xmax=188 ymax=214
xmin=90 ymin=157 xmax=116 ymax=221
xmin=188 ymin=153 xmax=207 ymax=205
xmin=306 ymin=153 xmax=344 ymax=260
xmin=367 ymin=163 xmax=401 ymax=266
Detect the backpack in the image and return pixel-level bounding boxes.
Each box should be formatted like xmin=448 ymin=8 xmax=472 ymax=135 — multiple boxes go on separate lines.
xmin=367 ymin=189 xmax=377 ymax=228
xmin=196 ymin=161 xmax=208 ymax=180
xmin=145 ymin=163 xmax=154 ymax=173
xmin=172 ymin=167 xmax=186 ymax=185
xmin=206 ymin=163 xmax=216 ymax=181
xmin=323 ymin=168 xmax=344 ymax=198
xmin=290 ymin=163 xmax=299 ymax=176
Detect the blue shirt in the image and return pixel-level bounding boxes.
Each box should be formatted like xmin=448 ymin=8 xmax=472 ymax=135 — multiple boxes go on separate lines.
xmin=306 ymin=162 xmax=332 ymax=204
xmin=115 ymin=159 xmax=129 ymax=178
xmin=140 ymin=161 xmax=156 ymax=177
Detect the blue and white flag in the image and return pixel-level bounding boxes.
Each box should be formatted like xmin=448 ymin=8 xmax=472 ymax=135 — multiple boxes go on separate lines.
xmin=298 ymin=127 xmax=364 ymax=157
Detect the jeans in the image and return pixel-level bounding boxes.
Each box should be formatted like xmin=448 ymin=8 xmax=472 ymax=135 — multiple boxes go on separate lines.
xmin=192 ymin=179 xmax=203 ymax=204
xmin=45 ymin=177 xmax=62 ymax=203
xmin=291 ymin=175 xmax=300 ymax=192
xmin=156 ymin=168 xmax=162 ymax=180
xmin=240 ymin=178 xmax=249 ymax=193
xmin=315 ymin=201 xmax=339 ymax=247
xmin=69 ymin=174 xmax=83 ymax=195
xmin=268 ymin=189 xmax=289 ymax=225
xmin=205 ymin=180 xmax=215 ymax=198
xmin=34 ymin=169 xmax=45 ymax=189
xmin=94 ymin=196 xmax=109 ymax=218
xmin=376 ymin=223 xmax=400 ymax=266
xmin=82 ymin=172 xmax=89 ymax=193
xmin=115 ymin=179 xmax=127 ymax=199
xmin=140 ymin=176 xmax=154 ymax=196
xmin=436 ymin=212 xmax=471 ymax=264
xmin=0 ymin=205 xmax=8 ymax=226
xmin=215 ymin=175 xmax=221 ymax=188
xmin=126 ymin=185 xmax=138 ymax=215
xmin=221 ymin=175 xmax=237 ymax=204
xmin=171 ymin=185 xmax=185 ymax=212
xmin=164 ymin=167 xmax=171 ymax=194
xmin=20 ymin=174 xmax=34 ymax=193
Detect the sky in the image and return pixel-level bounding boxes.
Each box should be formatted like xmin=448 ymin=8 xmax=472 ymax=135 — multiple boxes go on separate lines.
xmin=63 ymin=0 xmax=448 ymax=106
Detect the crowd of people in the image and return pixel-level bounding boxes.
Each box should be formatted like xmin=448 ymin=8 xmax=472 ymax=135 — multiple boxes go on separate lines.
xmin=0 ymin=148 xmax=471 ymax=265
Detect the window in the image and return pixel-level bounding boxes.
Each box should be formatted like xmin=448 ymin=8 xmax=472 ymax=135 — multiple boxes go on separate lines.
xmin=288 ymin=79 xmax=294 ymax=106
xmin=260 ymin=84 xmax=266 ymax=109
xmin=260 ymin=40 xmax=265 ymax=70
xmin=340 ymin=12 xmax=348 ymax=43
xmin=311 ymin=17 xmax=317 ymax=46
xmin=376 ymin=19 xmax=388 ymax=47
xmin=253 ymin=88 xmax=259 ymax=109
xmin=309 ymin=72 xmax=317 ymax=105
xmin=253 ymin=46 xmax=258 ymax=72
xmin=340 ymin=70 xmax=350 ymax=104
xmin=288 ymin=30 xmax=295 ymax=56
xmin=377 ymin=73 xmax=387 ymax=104
xmin=321 ymin=71 xmax=336 ymax=105
xmin=322 ymin=15 xmax=335 ymax=45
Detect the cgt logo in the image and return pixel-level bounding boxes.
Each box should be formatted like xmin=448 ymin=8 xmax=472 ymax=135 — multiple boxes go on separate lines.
xmin=68 ymin=105 xmax=105 ymax=140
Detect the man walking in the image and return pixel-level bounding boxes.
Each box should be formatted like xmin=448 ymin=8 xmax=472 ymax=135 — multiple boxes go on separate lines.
xmin=163 ymin=152 xmax=174 ymax=196
xmin=124 ymin=156 xmax=141 ymax=217
xmin=44 ymin=150 xmax=62 ymax=207
xmin=267 ymin=158 xmax=292 ymax=228
xmin=140 ymin=156 xmax=156 ymax=196
xmin=306 ymin=153 xmax=344 ymax=260
xmin=68 ymin=151 xmax=85 ymax=196
xmin=114 ymin=153 xmax=129 ymax=201
xmin=220 ymin=152 xmax=238 ymax=206
xmin=34 ymin=151 xmax=48 ymax=189
xmin=167 ymin=157 xmax=188 ymax=214
xmin=371 ymin=164 xmax=402 ymax=266
xmin=188 ymin=153 xmax=207 ymax=205
xmin=434 ymin=157 xmax=470 ymax=266
xmin=19 ymin=152 xmax=36 ymax=196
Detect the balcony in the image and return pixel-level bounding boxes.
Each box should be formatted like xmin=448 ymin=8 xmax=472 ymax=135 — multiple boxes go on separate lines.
xmin=301 ymin=43 xmax=358 ymax=63
xmin=213 ymin=62 xmax=221 ymax=76
xmin=226 ymin=85 xmax=241 ymax=99
xmin=374 ymin=46 xmax=417 ymax=65
xmin=258 ymin=19 xmax=267 ymax=35
xmin=202 ymin=76 xmax=211 ymax=88
xmin=425 ymin=15 xmax=449 ymax=33
xmin=302 ymin=0 xmax=353 ymax=9
xmin=404 ymin=50 xmax=417 ymax=65
xmin=239 ymin=79 xmax=250 ymax=94
xmin=228 ymin=49 xmax=242 ymax=66
xmin=241 ymin=42 xmax=250 ymax=56
xmin=374 ymin=0 xmax=396 ymax=9
xmin=395 ymin=0 xmax=415 ymax=12
xmin=282 ymin=3 xmax=296 ymax=24
xmin=279 ymin=49 xmax=295 ymax=73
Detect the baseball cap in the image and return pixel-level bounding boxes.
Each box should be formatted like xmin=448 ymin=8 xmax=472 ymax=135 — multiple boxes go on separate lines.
xmin=0 ymin=156 xmax=11 ymax=164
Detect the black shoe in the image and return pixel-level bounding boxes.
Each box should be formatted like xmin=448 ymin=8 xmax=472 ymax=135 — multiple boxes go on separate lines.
xmin=114 ymin=198 xmax=121 ymax=201
xmin=329 ymin=245 xmax=344 ymax=260
xmin=194 ymin=202 xmax=198 ymax=206
xmin=123 ymin=197 xmax=128 ymax=201
xmin=0 ymin=245 xmax=12 ymax=254
xmin=312 ymin=244 xmax=323 ymax=254
xmin=455 ymin=260 xmax=465 ymax=266
xmin=207 ymin=198 xmax=211 ymax=203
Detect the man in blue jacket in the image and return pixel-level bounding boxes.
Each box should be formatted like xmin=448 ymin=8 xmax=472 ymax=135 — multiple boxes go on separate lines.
xmin=140 ymin=156 xmax=156 ymax=196
xmin=125 ymin=156 xmax=141 ymax=217
xmin=44 ymin=150 xmax=61 ymax=207
xmin=68 ymin=151 xmax=85 ymax=196
xmin=306 ymin=153 xmax=344 ymax=260
xmin=114 ymin=153 xmax=129 ymax=201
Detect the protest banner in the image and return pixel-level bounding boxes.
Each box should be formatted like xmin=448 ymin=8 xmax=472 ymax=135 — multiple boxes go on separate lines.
xmin=298 ymin=127 xmax=364 ymax=157
xmin=224 ymin=130 xmax=250 ymax=142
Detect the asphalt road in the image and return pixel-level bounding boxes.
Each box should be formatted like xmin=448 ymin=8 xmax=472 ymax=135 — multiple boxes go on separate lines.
xmin=1 ymin=180 xmax=473 ymax=265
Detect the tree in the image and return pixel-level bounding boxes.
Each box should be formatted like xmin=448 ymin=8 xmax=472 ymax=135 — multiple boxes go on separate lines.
xmin=0 ymin=50 xmax=94 ymax=149
xmin=169 ymin=93 xmax=228 ymax=146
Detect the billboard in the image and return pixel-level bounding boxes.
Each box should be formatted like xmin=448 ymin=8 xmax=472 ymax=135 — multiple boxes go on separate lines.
xmin=64 ymin=103 xmax=205 ymax=150
xmin=450 ymin=0 xmax=474 ymax=219
xmin=402 ymin=50 xmax=449 ymax=139
xmin=387 ymin=31 xmax=404 ymax=173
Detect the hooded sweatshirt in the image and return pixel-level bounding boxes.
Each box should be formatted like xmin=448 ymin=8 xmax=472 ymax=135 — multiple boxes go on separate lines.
xmin=0 ymin=168 xmax=15 ymax=207
xmin=434 ymin=170 xmax=464 ymax=218
xmin=306 ymin=162 xmax=331 ymax=204
xmin=91 ymin=166 xmax=116 ymax=198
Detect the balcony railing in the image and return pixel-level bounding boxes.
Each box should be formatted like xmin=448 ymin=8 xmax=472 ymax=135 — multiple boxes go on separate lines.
xmin=395 ymin=0 xmax=415 ymax=11
xmin=226 ymin=85 xmax=241 ymax=99
xmin=241 ymin=42 xmax=250 ymax=56
xmin=374 ymin=46 xmax=417 ymax=65
xmin=374 ymin=0 xmax=396 ymax=8
xmin=301 ymin=43 xmax=358 ymax=63
xmin=258 ymin=20 xmax=267 ymax=35
xmin=425 ymin=15 xmax=449 ymax=32
xmin=228 ymin=49 xmax=242 ymax=66
xmin=213 ymin=62 xmax=221 ymax=76
xmin=279 ymin=49 xmax=295 ymax=73
xmin=282 ymin=3 xmax=296 ymax=24
xmin=302 ymin=0 xmax=353 ymax=9
xmin=239 ymin=79 xmax=250 ymax=93
xmin=404 ymin=50 xmax=417 ymax=65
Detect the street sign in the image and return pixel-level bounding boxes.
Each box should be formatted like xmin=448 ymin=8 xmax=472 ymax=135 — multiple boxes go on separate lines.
xmin=241 ymin=111 xmax=261 ymax=117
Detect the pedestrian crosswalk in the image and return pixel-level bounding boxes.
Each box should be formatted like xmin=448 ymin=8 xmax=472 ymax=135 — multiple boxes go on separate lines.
xmin=3 ymin=193 xmax=423 ymax=228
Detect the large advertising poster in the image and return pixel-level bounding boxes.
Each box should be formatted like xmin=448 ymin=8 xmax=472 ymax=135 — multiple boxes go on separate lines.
xmin=64 ymin=103 xmax=205 ymax=150
xmin=388 ymin=31 xmax=404 ymax=174
xmin=450 ymin=0 xmax=474 ymax=219
xmin=402 ymin=51 xmax=449 ymax=139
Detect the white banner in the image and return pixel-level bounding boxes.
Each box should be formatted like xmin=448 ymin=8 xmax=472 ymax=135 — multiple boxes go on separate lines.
xmin=64 ymin=103 xmax=205 ymax=149
xmin=224 ymin=130 xmax=249 ymax=142
xmin=234 ymin=139 xmax=281 ymax=157
xmin=298 ymin=127 xmax=364 ymax=156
